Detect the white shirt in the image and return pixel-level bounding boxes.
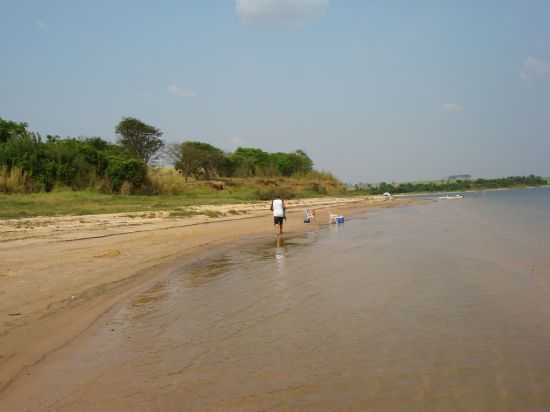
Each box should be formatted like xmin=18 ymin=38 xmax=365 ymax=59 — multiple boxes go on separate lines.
xmin=272 ymin=199 xmax=285 ymax=217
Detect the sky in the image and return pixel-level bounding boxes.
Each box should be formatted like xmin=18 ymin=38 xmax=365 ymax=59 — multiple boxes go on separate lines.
xmin=1 ymin=0 xmax=550 ymax=183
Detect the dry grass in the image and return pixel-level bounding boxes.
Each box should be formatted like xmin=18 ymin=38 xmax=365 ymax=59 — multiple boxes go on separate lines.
xmin=147 ymin=168 xmax=188 ymax=195
xmin=227 ymin=209 xmax=246 ymax=215
xmin=202 ymin=209 xmax=224 ymax=218
xmin=119 ymin=181 xmax=132 ymax=195
xmin=0 ymin=167 xmax=31 ymax=193
xmin=168 ymin=208 xmax=200 ymax=218
xmin=0 ymin=168 xmax=347 ymax=219
xmin=146 ymin=168 xmax=345 ymax=198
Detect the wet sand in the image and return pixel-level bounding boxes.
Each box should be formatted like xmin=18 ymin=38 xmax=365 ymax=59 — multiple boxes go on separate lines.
xmin=3 ymin=191 xmax=550 ymax=411
xmin=0 ymin=196 xmax=410 ymax=398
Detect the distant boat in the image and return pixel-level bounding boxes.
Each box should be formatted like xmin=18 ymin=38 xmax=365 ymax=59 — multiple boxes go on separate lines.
xmin=439 ymin=194 xmax=464 ymax=200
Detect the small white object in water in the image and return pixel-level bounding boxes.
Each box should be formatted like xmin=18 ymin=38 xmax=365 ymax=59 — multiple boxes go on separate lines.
xmin=439 ymin=194 xmax=464 ymax=200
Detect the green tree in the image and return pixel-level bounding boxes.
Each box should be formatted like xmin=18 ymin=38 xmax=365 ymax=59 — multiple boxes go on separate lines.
xmin=115 ymin=117 xmax=164 ymax=164
xmin=230 ymin=147 xmax=271 ymax=176
xmin=295 ymin=150 xmax=313 ymax=172
xmin=106 ymin=157 xmax=147 ymax=192
xmin=174 ymin=141 xmax=226 ymax=180
xmin=0 ymin=117 xmax=29 ymax=143
xmin=270 ymin=150 xmax=314 ymax=176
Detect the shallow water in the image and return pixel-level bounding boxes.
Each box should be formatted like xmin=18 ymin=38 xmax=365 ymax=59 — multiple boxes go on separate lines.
xmin=4 ymin=188 xmax=550 ymax=411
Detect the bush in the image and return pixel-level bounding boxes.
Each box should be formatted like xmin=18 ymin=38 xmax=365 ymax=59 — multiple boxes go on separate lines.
xmin=146 ymin=167 xmax=188 ymax=195
xmin=255 ymin=187 xmax=297 ymax=200
xmin=0 ymin=116 xmax=332 ymax=195
xmin=309 ymin=182 xmax=328 ymax=195
xmin=0 ymin=133 xmax=48 ymax=188
xmin=1 ymin=118 xmax=28 ymax=143
xmin=106 ymin=158 xmax=147 ymax=193
xmin=42 ymin=138 xmax=104 ymax=190
xmin=0 ymin=123 xmax=147 ymax=193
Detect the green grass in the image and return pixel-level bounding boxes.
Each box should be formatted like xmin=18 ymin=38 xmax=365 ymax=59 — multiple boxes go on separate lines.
xmin=0 ymin=190 xmax=262 ymax=219
xmin=0 ymin=175 xmax=348 ymax=220
xmin=0 ymin=187 xmax=342 ymax=220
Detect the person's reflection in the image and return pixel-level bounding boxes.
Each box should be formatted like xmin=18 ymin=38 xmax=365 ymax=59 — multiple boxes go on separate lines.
xmin=275 ymin=235 xmax=286 ymax=272
xmin=273 ymin=235 xmax=289 ymax=301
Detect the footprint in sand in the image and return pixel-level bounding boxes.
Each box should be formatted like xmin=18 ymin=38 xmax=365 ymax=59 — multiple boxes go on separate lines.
xmin=94 ymin=249 xmax=121 ymax=258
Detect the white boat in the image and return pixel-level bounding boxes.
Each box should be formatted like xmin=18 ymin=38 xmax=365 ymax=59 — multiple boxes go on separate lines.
xmin=439 ymin=194 xmax=464 ymax=200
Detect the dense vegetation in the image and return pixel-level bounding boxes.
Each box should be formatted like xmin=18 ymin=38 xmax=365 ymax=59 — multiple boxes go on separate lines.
xmin=2 ymin=115 xmax=546 ymax=207
xmin=169 ymin=143 xmax=313 ymax=180
xmin=360 ymin=175 xmax=548 ymax=195
xmin=0 ymin=117 xmax=319 ymax=195
xmin=0 ymin=118 xmax=147 ymax=193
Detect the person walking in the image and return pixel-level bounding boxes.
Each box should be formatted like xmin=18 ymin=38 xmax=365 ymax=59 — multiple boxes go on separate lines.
xmin=271 ymin=196 xmax=286 ymax=235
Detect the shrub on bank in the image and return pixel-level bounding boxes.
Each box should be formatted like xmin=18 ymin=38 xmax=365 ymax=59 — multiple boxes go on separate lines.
xmin=0 ymin=116 xmax=343 ymax=196
xmin=105 ymin=158 xmax=147 ymax=193
xmin=0 ymin=124 xmax=148 ymax=194
xmin=145 ymin=167 xmax=188 ymax=195
xmin=0 ymin=167 xmax=31 ymax=193
xmin=255 ymin=187 xmax=297 ymax=200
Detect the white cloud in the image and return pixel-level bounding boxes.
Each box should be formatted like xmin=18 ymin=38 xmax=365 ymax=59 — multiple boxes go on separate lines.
xmin=236 ymin=0 xmax=329 ymax=27
xmin=520 ymin=56 xmax=550 ymax=81
xmin=168 ymin=84 xmax=196 ymax=98
xmin=442 ymin=103 xmax=464 ymax=113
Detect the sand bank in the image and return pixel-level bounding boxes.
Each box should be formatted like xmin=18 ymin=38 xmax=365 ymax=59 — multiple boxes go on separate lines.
xmin=0 ymin=196 xmax=413 ymax=393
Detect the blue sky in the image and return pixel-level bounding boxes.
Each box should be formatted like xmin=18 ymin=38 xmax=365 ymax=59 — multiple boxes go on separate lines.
xmin=1 ymin=0 xmax=549 ymax=182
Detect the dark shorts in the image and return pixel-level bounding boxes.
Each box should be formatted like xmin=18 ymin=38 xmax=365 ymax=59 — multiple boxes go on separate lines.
xmin=274 ymin=216 xmax=284 ymax=225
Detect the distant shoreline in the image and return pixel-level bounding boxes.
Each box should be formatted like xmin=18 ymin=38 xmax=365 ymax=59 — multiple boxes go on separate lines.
xmin=393 ymin=184 xmax=550 ymax=198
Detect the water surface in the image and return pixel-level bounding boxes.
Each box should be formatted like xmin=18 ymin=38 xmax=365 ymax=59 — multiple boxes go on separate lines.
xmin=4 ymin=188 xmax=550 ymax=411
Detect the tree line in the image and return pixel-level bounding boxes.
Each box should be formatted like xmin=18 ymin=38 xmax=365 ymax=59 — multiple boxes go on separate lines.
xmin=0 ymin=116 xmax=314 ymax=193
xmin=361 ymin=175 xmax=548 ymax=195
xmin=167 ymin=143 xmax=313 ymax=181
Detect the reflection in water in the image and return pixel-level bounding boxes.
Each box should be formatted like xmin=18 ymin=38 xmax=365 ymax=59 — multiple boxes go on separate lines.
xmin=5 ymin=188 xmax=550 ymax=412
xmin=274 ymin=235 xmax=288 ymax=298
xmin=275 ymin=235 xmax=286 ymax=271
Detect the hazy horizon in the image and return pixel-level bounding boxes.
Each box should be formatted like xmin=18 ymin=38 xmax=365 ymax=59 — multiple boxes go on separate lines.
xmin=2 ymin=1 xmax=549 ymax=183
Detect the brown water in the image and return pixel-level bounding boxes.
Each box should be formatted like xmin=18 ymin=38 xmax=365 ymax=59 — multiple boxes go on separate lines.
xmin=3 ymin=189 xmax=550 ymax=411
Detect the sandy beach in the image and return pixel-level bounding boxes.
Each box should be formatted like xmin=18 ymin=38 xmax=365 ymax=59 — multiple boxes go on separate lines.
xmin=0 ymin=195 xmax=412 ymax=394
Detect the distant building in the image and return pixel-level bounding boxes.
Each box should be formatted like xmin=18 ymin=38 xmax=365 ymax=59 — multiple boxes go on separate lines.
xmin=448 ymin=174 xmax=471 ymax=181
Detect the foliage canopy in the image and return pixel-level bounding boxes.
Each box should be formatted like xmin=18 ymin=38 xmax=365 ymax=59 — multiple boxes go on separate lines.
xmin=115 ymin=117 xmax=164 ymax=164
